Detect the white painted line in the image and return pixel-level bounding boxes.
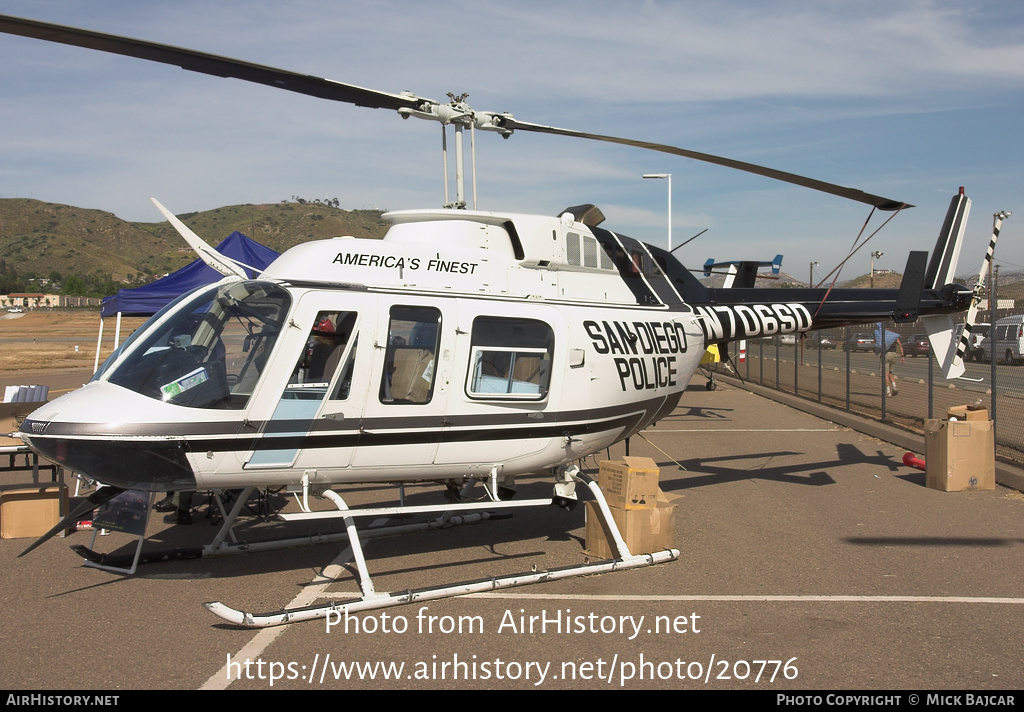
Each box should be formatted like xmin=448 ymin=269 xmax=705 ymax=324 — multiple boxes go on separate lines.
xmin=645 ymin=428 xmax=841 ymax=432
xmin=464 ymin=592 xmax=1024 ymax=604
xmin=201 ymin=518 xmax=387 ymax=690
xmin=199 ymin=591 xmax=317 ymax=690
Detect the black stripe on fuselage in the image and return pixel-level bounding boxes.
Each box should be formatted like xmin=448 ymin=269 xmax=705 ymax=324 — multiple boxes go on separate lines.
xmin=20 ymin=394 xmax=676 ymax=455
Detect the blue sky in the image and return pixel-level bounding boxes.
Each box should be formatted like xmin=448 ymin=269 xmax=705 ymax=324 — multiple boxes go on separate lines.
xmin=1 ymin=0 xmax=1022 ymax=283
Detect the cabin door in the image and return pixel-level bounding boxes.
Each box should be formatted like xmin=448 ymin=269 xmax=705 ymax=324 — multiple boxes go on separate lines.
xmin=244 ymin=295 xmax=363 ymax=470
xmin=350 ymin=299 xmax=453 ymax=471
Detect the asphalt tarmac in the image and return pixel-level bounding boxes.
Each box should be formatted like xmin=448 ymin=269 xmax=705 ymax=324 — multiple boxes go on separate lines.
xmin=1 ymin=375 xmax=1022 ymax=692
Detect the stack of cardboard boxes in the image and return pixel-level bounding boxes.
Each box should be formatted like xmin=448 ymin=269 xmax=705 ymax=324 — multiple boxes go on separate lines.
xmin=924 ymin=405 xmax=995 ymax=492
xmin=584 ymin=456 xmax=676 ymax=559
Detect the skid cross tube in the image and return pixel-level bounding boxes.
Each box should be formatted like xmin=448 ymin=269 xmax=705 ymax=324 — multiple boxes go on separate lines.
xmin=204 ymin=473 xmax=680 ymax=627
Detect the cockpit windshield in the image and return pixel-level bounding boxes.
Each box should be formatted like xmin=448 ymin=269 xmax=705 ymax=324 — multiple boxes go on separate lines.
xmin=104 ymin=280 xmax=291 ymax=409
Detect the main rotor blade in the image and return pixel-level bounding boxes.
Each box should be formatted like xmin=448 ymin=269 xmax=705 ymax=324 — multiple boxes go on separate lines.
xmin=0 ymin=13 xmax=434 ymax=112
xmin=499 ymin=118 xmax=912 ymax=211
xmin=0 ymin=13 xmax=912 ymax=210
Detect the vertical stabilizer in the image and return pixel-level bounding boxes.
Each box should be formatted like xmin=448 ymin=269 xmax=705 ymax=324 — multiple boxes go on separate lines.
xmin=921 ymin=189 xmax=971 ymax=379
xmin=893 ymin=251 xmax=928 ymax=322
xmin=924 ymin=189 xmax=971 ymax=290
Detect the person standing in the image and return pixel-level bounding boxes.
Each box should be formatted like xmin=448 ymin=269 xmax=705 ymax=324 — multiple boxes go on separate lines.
xmin=883 ymin=333 xmax=905 ymax=396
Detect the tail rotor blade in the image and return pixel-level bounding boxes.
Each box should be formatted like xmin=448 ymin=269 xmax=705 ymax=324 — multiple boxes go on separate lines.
xmin=955 ymin=211 xmax=1010 ymax=367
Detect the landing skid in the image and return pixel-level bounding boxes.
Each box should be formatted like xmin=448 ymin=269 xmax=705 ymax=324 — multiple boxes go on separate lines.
xmin=204 ymin=471 xmax=680 ymax=628
xmin=205 ymin=551 xmax=677 ymax=628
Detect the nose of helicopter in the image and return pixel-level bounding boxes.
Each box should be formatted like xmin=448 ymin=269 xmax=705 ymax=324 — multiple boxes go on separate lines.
xmin=19 ymin=383 xmax=198 ymax=492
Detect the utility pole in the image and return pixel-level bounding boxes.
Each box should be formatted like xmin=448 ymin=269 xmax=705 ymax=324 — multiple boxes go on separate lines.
xmin=993 ymin=264 xmax=1000 ymax=321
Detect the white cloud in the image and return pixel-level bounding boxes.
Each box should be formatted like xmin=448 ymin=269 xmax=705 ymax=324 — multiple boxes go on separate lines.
xmin=1 ymin=0 xmax=1022 ymax=272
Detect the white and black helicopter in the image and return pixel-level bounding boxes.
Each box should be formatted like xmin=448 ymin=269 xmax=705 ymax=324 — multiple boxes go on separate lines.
xmin=1 ymin=14 xmax=999 ymax=627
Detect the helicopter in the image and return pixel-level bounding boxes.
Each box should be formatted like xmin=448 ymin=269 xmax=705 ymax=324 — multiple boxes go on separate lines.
xmin=0 ymin=14 xmax=986 ymax=627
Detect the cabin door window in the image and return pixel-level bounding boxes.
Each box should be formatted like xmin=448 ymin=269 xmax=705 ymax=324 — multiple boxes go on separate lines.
xmin=245 ymin=310 xmax=357 ymax=468
xmin=380 ymin=306 xmax=442 ymax=404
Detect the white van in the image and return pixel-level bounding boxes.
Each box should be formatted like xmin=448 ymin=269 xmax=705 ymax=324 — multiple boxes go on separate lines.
xmin=979 ymin=316 xmax=1024 ymax=364
xmin=953 ymin=321 xmax=990 ymax=362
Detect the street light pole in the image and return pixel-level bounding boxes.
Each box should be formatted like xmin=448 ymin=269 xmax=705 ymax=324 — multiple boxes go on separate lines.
xmin=642 ymin=173 xmax=672 ymax=251
xmin=803 ymin=261 xmax=819 ymax=366
xmin=870 ymin=250 xmax=884 ymax=288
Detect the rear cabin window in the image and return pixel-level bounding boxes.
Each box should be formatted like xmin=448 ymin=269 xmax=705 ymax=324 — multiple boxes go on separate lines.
xmin=467 ymin=317 xmax=554 ymax=400
xmin=380 ymin=306 xmax=441 ymax=404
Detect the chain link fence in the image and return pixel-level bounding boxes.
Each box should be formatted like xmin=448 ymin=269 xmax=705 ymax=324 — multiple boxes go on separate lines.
xmin=713 ymin=319 xmax=1024 ymax=466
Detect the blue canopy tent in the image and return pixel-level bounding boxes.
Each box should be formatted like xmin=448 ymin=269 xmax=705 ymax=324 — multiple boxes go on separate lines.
xmin=95 ymin=232 xmax=280 ymax=369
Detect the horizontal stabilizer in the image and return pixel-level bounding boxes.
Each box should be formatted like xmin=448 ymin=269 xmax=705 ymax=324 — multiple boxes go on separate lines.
xmin=893 ymin=251 xmax=927 ymax=322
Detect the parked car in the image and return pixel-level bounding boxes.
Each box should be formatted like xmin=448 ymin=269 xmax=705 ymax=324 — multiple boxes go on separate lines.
xmin=776 ymin=333 xmax=797 ymax=346
xmin=906 ymin=334 xmax=930 ymax=357
xmin=978 ymin=316 xmax=1024 ymax=365
xmin=805 ymin=332 xmax=836 ymax=349
xmin=953 ymin=322 xmax=990 ymax=362
xmin=847 ymin=333 xmax=874 ymax=352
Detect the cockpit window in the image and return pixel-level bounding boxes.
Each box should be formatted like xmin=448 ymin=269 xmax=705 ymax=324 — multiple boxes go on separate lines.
xmin=92 ymin=288 xmax=202 ymax=383
xmin=105 ymin=281 xmax=291 ymax=409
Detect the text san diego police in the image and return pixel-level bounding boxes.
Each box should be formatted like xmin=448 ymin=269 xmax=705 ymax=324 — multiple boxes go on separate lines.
xmin=584 ymin=320 xmax=688 ymax=392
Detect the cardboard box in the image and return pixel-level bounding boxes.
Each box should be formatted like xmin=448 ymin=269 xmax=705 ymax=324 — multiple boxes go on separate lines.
xmin=389 ymin=348 xmax=434 ymax=403
xmin=924 ymin=418 xmax=995 ymax=491
xmin=0 ymin=484 xmax=68 ymax=539
xmin=584 ymin=499 xmax=676 ymax=558
xmin=598 ymin=456 xmax=660 ymax=509
xmin=947 ymin=405 xmax=989 ymax=422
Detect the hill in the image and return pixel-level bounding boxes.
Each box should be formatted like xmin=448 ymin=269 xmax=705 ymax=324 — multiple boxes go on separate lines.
xmin=4 ymin=197 xmax=1021 ymax=310
xmin=0 ymin=198 xmax=390 ymax=282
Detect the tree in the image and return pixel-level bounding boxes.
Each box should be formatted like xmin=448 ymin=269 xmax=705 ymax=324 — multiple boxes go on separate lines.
xmin=63 ymin=275 xmax=87 ymax=295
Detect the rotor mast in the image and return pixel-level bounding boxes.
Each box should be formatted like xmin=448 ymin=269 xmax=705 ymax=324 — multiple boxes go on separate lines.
xmin=398 ymin=92 xmax=513 ymax=210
